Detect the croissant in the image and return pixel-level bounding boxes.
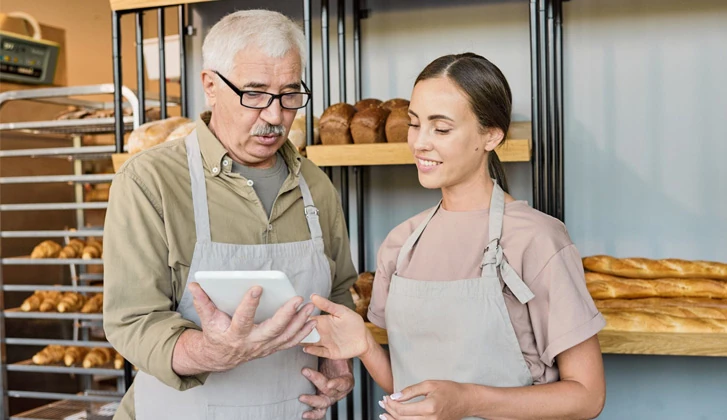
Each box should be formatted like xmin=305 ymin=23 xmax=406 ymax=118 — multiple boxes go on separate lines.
xmin=21 ymin=292 xmax=44 ymax=312
xmin=32 ymin=345 xmax=65 ymax=365
xmin=64 ymin=346 xmax=89 ymax=367
xmin=30 ymin=240 xmax=62 ymax=258
xmin=39 ymin=291 xmax=63 ymax=312
xmin=114 ymin=352 xmax=124 ymax=370
xmin=81 ymin=293 xmax=103 ymax=313
xmin=83 ymin=347 xmax=115 ymax=368
xmin=59 ymin=239 xmax=86 ymax=259
xmin=82 ymin=240 xmax=103 ymax=260
xmin=57 ymin=292 xmax=87 ymax=313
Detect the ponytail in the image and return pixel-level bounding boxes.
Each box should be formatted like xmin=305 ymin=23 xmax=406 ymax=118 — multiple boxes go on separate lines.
xmin=488 ymin=151 xmax=509 ymax=194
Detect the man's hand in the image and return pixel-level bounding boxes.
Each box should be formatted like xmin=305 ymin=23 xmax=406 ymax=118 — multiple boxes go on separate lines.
xmin=186 ymin=282 xmax=317 ymax=372
xmin=299 ymin=358 xmax=355 ymax=419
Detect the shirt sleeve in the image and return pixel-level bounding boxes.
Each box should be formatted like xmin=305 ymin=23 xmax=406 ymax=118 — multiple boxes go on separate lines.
xmin=528 ymin=244 xmax=606 ymax=366
xmin=366 ymin=228 xmax=407 ymax=329
xmin=327 ymin=196 xmax=357 ymax=311
xmin=103 ymin=170 xmax=208 ymax=391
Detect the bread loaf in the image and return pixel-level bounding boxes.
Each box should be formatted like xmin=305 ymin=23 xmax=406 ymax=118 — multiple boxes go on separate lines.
xmin=354 ymin=98 xmax=382 ymax=111
xmin=32 ymin=345 xmax=65 ymax=365
xmin=319 ymin=103 xmax=357 ymax=145
xmin=164 ymin=121 xmax=197 ymax=143
xmin=583 ymin=255 xmax=727 ymax=280
xmin=128 ymin=116 xmax=191 ymax=155
xmin=288 ymin=114 xmax=320 ymax=152
xmin=602 ymin=310 xmax=727 ymax=333
xmin=30 ymin=240 xmax=62 ymax=258
xmin=594 ymin=297 xmax=727 ymax=310
xmin=379 ymin=98 xmax=409 ymax=111
xmin=351 ymin=108 xmax=390 ymax=144
xmin=350 ymin=272 xmax=374 ymax=320
xmin=586 ymin=272 xmax=727 ymax=299
xmin=385 ymin=107 xmax=410 ymax=143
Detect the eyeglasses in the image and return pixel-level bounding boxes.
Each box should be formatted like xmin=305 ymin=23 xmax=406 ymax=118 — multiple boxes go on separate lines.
xmin=214 ymin=71 xmax=312 ymax=110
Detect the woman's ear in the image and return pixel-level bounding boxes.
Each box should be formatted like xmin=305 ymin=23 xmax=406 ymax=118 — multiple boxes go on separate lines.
xmin=483 ymin=127 xmax=505 ymax=152
xmin=201 ymin=70 xmax=217 ymax=108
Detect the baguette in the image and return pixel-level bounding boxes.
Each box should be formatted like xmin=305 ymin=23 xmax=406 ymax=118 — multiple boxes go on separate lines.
xmin=596 ymin=303 xmax=727 ymax=320
xmin=585 ymin=272 xmax=727 ymax=299
xmin=601 ymin=310 xmax=727 ymax=333
xmin=594 ymin=297 xmax=727 ymax=310
xmin=583 ymin=255 xmax=727 ymax=280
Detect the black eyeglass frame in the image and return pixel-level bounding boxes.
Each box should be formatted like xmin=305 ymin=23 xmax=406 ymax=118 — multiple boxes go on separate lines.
xmin=214 ymin=71 xmax=312 ymax=110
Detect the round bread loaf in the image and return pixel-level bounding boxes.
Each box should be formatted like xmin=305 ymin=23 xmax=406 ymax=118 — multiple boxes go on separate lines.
xmin=351 ymin=107 xmax=391 ymax=144
xmin=319 ymin=103 xmax=357 ymax=145
xmin=128 ymin=116 xmax=191 ymax=155
xmin=380 ymin=98 xmax=410 ymax=111
xmin=165 ymin=121 xmax=197 ymax=143
xmin=385 ymin=107 xmax=410 ymax=143
xmin=354 ymin=98 xmax=382 ymax=111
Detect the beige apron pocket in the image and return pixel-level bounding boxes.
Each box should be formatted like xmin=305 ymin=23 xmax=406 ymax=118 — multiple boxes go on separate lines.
xmin=207 ymin=398 xmax=305 ymax=420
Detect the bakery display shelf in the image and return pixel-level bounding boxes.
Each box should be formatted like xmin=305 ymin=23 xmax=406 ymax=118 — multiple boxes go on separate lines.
xmin=3 ymin=308 xmax=103 ymax=321
xmin=0 ymin=202 xmax=108 ymax=212
xmin=0 ymin=229 xmax=104 ymax=239
xmin=0 ymin=174 xmax=114 ymax=185
xmin=365 ymin=323 xmax=727 ymax=357
xmin=0 ymin=117 xmax=134 ymax=136
xmin=3 ymin=285 xmax=104 ymax=293
xmin=0 ymin=145 xmax=126 ymax=160
xmin=4 ymin=338 xmax=112 ymax=348
xmin=10 ymin=399 xmax=119 ymax=420
xmin=7 ymin=360 xmax=123 ymax=377
xmin=7 ymin=390 xmax=123 ymax=403
xmin=2 ymin=257 xmax=103 ymax=265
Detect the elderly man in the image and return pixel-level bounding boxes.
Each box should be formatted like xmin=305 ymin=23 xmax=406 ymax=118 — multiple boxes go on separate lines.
xmin=103 ymin=10 xmax=358 ymax=420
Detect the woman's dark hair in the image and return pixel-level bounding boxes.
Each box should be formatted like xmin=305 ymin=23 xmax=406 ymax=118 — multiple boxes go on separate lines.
xmin=414 ymin=53 xmax=511 ymax=193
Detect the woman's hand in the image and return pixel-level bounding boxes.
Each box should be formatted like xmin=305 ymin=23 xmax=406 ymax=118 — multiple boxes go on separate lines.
xmin=379 ymin=380 xmax=472 ymax=420
xmin=302 ymin=294 xmax=370 ymax=360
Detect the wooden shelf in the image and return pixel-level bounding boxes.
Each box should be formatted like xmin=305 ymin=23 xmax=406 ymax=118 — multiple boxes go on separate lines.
xmin=365 ymin=323 xmax=727 ymax=357
xmin=306 ymin=121 xmax=531 ymax=167
xmin=110 ymin=0 xmax=215 ymax=11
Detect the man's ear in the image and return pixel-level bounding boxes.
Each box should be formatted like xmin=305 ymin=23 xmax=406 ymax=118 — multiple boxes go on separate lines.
xmin=483 ymin=127 xmax=505 ymax=152
xmin=201 ymin=70 xmax=217 ymax=108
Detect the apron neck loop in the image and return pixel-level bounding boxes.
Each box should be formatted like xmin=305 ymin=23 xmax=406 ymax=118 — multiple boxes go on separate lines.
xmin=481 ymin=181 xmax=506 ymax=268
xmin=297 ymin=175 xmax=323 ymax=240
xmin=185 ymin=132 xmax=212 ymax=243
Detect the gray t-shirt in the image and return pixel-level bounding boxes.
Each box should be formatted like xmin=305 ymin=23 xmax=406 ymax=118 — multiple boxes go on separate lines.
xmin=231 ymin=153 xmax=289 ymax=217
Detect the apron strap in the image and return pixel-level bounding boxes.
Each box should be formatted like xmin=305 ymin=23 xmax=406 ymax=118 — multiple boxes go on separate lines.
xmin=297 ymin=174 xmax=323 ymax=240
xmin=395 ymin=201 xmax=442 ymax=272
xmin=185 ymin=131 xmax=212 ymax=243
xmin=481 ymin=181 xmax=535 ymax=304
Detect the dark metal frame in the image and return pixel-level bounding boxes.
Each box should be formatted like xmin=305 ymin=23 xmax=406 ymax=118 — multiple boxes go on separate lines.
xmin=111 ymin=0 xmax=566 ymax=417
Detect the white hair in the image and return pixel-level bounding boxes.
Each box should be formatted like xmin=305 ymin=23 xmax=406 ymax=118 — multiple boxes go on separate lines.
xmin=202 ymin=9 xmax=306 ymax=75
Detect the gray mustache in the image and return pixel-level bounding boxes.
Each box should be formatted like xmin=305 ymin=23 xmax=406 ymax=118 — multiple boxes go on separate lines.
xmin=251 ymin=124 xmax=286 ymax=137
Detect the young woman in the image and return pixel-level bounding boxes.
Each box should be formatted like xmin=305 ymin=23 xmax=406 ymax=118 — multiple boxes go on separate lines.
xmin=302 ymin=53 xmax=606 ymax=420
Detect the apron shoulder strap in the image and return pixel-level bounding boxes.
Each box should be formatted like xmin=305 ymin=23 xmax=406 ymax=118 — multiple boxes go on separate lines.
xmin=185 ymin=132 xmax=212 ymax=243
xmin=395 ymin=201 xmax=441 ymax=273
xmin=297 ymin=174 xmax=323 ymax=240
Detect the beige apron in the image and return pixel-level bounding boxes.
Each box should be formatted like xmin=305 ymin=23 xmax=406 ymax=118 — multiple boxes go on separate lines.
xmin=385 ymin=182 xmax=535 ymax=420
xmin=133 ymin=131 xmax=332 ymax=419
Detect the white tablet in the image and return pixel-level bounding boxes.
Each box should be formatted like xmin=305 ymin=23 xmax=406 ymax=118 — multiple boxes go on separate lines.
xmin=194 ymin=270 xmax=320 ymax=344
